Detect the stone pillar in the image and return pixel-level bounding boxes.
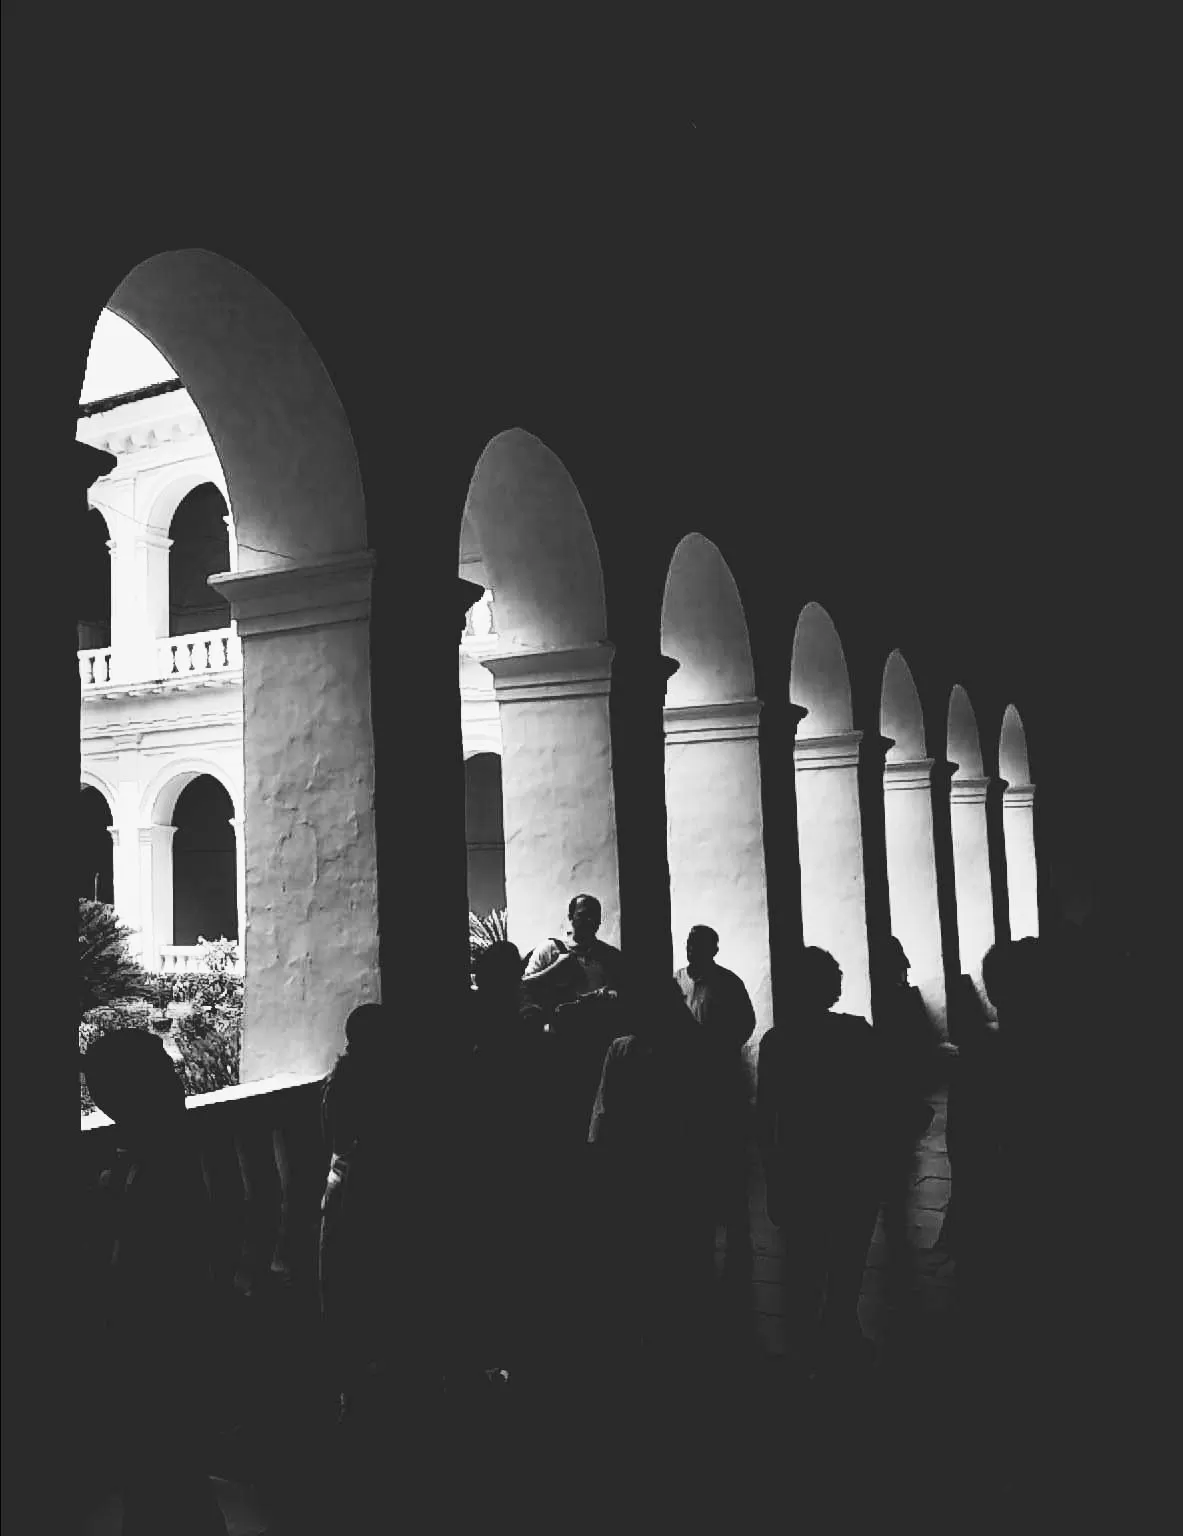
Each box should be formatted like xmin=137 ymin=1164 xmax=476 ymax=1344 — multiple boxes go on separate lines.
xmin=1002 ymin=783 xmax=1039 ymax=939
xmin=883 ymin=756 xmax=948 ymax=1028
xmin=108 ymin=824 xmax=143 ymax=958
xmin=949 ymin=775 xmax=996 ymax=997
xmin=138 ymin=824 xmax=176 ymax=966
xmin=209 ymin=552 xmax=381 ymax=1081
xmin=664 ymin=697 xmax=773 ymax=1040
xmin=759 ymin=699 xmax=808 ymax=1019
xmin=482 ymin=644 xmax=621 ymax=954
xmin=794 ymin=730 xmax=872 ymax=1021
xmin=110 ymin=527 xmax=171 ymax=682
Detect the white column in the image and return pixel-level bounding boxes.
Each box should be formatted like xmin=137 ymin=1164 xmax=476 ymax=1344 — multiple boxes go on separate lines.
xmin=110 ymin=528 xmax=172 ymax=682
xmin=481 ymin=644 xmax=621 ymax=953
xmin=209 ymin=552 xmax=381 ymax=1082
xmin=883 ymin=757 xmax=947 ymax=1028
xmin=794 ymin=730 xmax=872 ymax=1020
xmin=949 ymin=776 xmax=996 ymax=997
xmin=138 ymin=824 xmax=176 ymax=967
xmin=665 ymin=698 xmax=773 ymax=1043
xmin=108 ymin=824 xmax=143 ymax=958
xmin=1002 ymin=783 xmax=1039 ymax=939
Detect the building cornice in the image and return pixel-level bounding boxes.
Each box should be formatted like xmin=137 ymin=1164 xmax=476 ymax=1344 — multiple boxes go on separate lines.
xmin=949 ymin=776 xmax=992 ymax=805
xmin=883 ymin=756 xmax=936 ymax=792
xmin=794 ymin=729 xmax=864 ymax=771
xmin=76 ymin=387 xmax=209 ymax=461
xmin=1002 ymin=783 xmax=1036 ymax=807
xmin=664 ymin=698 xmax=763 ymax=744
xmin=481 ymin=643 xmax=616 ymax=703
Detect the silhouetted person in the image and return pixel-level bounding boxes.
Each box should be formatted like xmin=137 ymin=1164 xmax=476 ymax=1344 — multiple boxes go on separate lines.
xmin=871 ymin=935 xmax=940 ymax=1314
xmin=937 ymin=972 xmax=1002 ymax=1260
xmin=675 ymin=924 xmax=757 ymax=1283
xmin=319 ymin=1002 xmax=399 ymax=1418
xmin=81 ymin=1029 xmax=228 ymax=1535
xmin=757 ymin=948 xmax=885 ymax=1372
xmin=462 ymin=942 xmax=550 ymax=1384
xmin=521 ymin=893 xmax=624 ymax=1020
xmin=588 ymin=978 xmax=716 ymax=1401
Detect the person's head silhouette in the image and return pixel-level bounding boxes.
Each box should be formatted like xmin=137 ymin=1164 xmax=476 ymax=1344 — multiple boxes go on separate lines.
xmin=81 ymin=1028 xmax=186 ymax=1143
xmin=793 ymin=947 xmax=843 ymax=1012
xmin=568 ymin=894 xmax=602 ymax=948
xmin=873 ymin=934 xmax=911 ymax=988
xmin=473 ymin=940 xmax=525 ymax=999
xmin=685 ymin=925 xmax=720 ymax=975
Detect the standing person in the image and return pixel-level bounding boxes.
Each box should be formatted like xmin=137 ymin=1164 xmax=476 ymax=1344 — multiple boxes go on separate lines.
xmin=521 ymin=894 xmax=624 ymax=1018
xmin=871 ymin=935 xmax=940 ymax=1316
xmin=674 ymin=925 xmax=757 ymax=1283
xmin=81 ymin=1029 xmax=229 ymax=1536
xmin=588 ymin=979 xmax=716 ymax=1403
xmin=757 ymin=948 xmax=886 ymax=1374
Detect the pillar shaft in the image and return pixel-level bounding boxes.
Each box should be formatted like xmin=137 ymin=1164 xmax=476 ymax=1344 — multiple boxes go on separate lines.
xmin=483 ymin=644 xmax=621 ymax=953
xmin=794 ymin=730 xmax=872 ymax=1020
xmin=665 ymin=698 xmax=773 ymax=1041
xmin=1003 ymin=784 xmax=1039 ymax=939
xmin=883 ymin=756 xmax=947 ymax=1028
xmin=138 ymin=824 xmax=176 ymax=965
xmin=210 ymin=553 xmax=381 ymax=1081
xmin=949 ymin=775 xmax=996 ymax=993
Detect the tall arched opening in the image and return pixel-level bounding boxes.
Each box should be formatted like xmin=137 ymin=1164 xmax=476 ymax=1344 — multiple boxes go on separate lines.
xmin=999 ymin=703 xmax=1038 ymax=938
xmin=790 ymin=602 xmax=871 ymax=1019
xmin=947 ymin=684 xmax=996 ymax=1001
xmin=660 ymin=533 xmax=772 ymax=1043
xmin=171 ymin=775 xmax=238 ymax=946
xmin=169 ymin=483 xmax=231 ymax=638
xmin=88 ymin=249 xmax=377 ymax=1080
xmin=77 ymin=506 xmax=112 ymax=673
xmin=459 ymin=429 xmax=617 ymax=955
xmin=78 ymin=783 xmax=114 ymax=906
xmin=880 ymin=649 xmax=947 ymax=1026
xmin=464 ymin=752 xmax=506 ymax=918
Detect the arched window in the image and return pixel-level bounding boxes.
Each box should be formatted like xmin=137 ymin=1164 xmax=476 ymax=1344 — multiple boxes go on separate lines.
xmin=171 ymin=775 xmax=238 ymax=945
xmin=78 ymin=785 xmax=113 ymax=905
xmin=77 ymin=507 xmax=111 ymax=653
xmin=169 ymin=484 xmax=231 ymax=637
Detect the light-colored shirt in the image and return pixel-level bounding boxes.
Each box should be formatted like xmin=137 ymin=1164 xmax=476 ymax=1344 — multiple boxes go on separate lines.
xmin=674 ymin=963 xmax=756 ymax=1051
xmin=524 ymin=936 xmax=622 ymax=1006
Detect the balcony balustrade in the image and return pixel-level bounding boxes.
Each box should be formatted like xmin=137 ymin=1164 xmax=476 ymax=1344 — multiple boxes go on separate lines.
xmin=158 ymin=943 xmax=244 ymax=975
xmin=78 ymin=645 xmax=113 ymax=686
xmin=158 ymin=626 xmax=242 ymax=678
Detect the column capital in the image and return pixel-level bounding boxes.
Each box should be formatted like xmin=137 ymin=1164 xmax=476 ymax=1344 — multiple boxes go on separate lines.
xmin=133 ymin=528 xmax=174 ymax=552
xmin=794 ymin=729 xmax=863 ymax=771
xmin=664 ymin=697 xmax=763 ymax=744
xmin=949 ymin=775 xmax=992 ymax=806
xmin=482 ymin=642 xmax=615 ymax=702
xmin=884 ymin=755 xmax=936 ymax=791
xmin=138 ymin=824 xmax=178 ymax=846
xmin=1003 ymin=783 xmax=1036 ymax=808
xmin=209 ymin=549 xmax=375 ymax=637
xmin=107 ymin=827 xmax=121 ymax=848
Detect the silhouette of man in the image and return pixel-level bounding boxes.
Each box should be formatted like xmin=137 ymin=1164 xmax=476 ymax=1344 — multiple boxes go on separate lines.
xmin=757 ymin=948 xmax=885 ymax=1372
xmin=81 ymin=1029 xmax=229 ymax=1535
xmin=674 ymin=925 xmax=756 ymax=1281
xmin=588 ymin=978 xmax=715 ymax=1397
xmin=521 ymin=894 xmax=623 ymax=1018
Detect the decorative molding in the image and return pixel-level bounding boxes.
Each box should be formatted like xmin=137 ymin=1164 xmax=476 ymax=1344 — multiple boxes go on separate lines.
xmin=482 ymin=643 xmax=616 ymax=703
xmin=1002 ymin=783 xmax=1036 ymax=808
xmin=884 ymin=756 xmax=936 ymax=792
xmin=209 ymin=550 xmax=375 ymax=637
xmin=794 ymin=729 xmax=864 ymax=771
xmin=664 ymin=698 xmax=763 ymax=744
xmin=949 ymin=776 xmax=992 ymax=805
xmin=133 ymin=529 xmax=174 ymax=552
xmin=138 ymin=825 xmax=177 ymax=846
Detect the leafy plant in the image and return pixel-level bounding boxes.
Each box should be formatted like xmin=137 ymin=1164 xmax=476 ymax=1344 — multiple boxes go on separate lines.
xmin=78 ymin=899 xmax=156 ymax=1015
xmin=469 ymin=907 xmax=509 ymax=972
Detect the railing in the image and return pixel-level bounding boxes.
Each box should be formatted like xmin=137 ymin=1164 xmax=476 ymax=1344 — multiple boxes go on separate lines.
xmin=158 ymin=943 xmax=244 ymax=975
xmin=159 ymin=626 xmax=242 ymax=678
xmin=78 ymin=646 xmax=113 ymax=686
xmin=462 ymin=589 xmax=498 ymax=642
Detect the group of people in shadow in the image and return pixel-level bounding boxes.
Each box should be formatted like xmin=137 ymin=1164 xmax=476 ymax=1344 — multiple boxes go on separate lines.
xmin=79 ymin=891 xmax=1134 ymax=1528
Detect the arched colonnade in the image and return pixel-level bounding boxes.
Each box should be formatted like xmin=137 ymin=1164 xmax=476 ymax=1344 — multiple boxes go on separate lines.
xmin=72 ymin=248 xmax=1040 ymax=1086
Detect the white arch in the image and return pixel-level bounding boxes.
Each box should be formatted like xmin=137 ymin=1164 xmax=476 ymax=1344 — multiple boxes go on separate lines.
xmin=463 ymin=428 xmax=607 ymax=651
xmin=947 ymin=684 xmax=985 ymax=777
xmin=661 ymin=533 xmax=756 ymax=708
xmin=790 ymin=602 xmax=854 ymax=737
xmin=140 ymin=759 xmax=242 ymax=826
xmin=86 ymin=502 xmax=116 ymax=542
xmin=144 ymin=467 xmax=229 ymax=536
xmin=999 ymin=703 xmax=1032 ymax=787
xmin=880 ymin=649 xmax=927 ymax=761
xmin=110 ymin=250 xmax=366 ymax=572
xmin=80 ymin=772 xmax=116 ymax=817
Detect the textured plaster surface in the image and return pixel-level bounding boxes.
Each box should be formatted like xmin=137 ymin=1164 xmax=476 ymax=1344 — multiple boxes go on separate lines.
xmin=1003 ymin=802 xmax=1039 ymax=938
xmin=239 ymin=621 xmax=380 ymax=1081
xmin=498 ymin=693 xmax=621 ymax=953
xmin=950 ymin=800 xmax=996 ymax=985
xmin=666 ymin=736 xmax=773 ymax=1047
xmin=795 ymin=763 xmax=872 ymax=1020
xmin=884 ymin=785 xmax=947 ymax=1026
